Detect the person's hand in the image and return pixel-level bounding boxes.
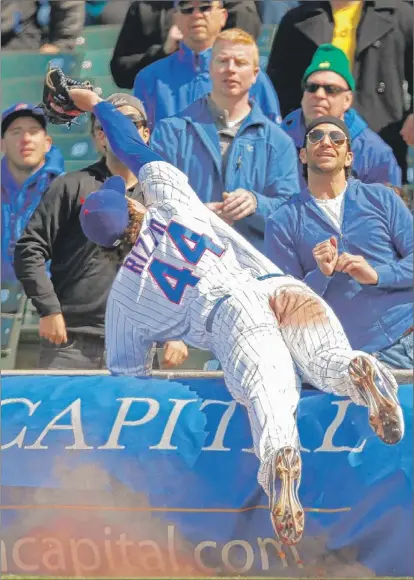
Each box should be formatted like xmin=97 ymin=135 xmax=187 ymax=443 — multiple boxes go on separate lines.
xmin=39 ymin=313 xmax=68 ymax=345
xmin=40 ymin=43 xmax=60 ymax=54
xmin=162 ymin=340 xmax=188 ymax=368
xmin=335 ymin=253 xmax=378 ymax=284
xmin=312 ymin=236 xmax=338 ymax=276
xmin=66 ymin=88 xmax=103 ymax=113
xmin=221 ymin=189 xmax=257 ymax=221
xmin=400 ymin=113 xmax=414 ymax=147
xmin=163 ymin=25 xmax=183 ymax=55
xmin=205 ymin=202 xmax=234 ymax=225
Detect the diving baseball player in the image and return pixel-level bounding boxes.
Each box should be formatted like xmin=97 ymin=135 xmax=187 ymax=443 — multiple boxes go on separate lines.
xmin=69 ymin=89 xmax=404 ymax=546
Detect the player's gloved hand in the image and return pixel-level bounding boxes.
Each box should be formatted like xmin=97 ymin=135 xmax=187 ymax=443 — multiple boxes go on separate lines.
xmin=39 ymin=312 xmax=68 ymax=345
xmin=41 ymin=67 xmax=99 ymax=126
xmin=312 ymin=236 xmax=338 ymax=276
xmin=335 ymin=253 xmax=379 ymax=285
xmin=162 ymin=341 xmax=188 ymax=368
xmin=221 ymin=189 xmax=257 ymax=221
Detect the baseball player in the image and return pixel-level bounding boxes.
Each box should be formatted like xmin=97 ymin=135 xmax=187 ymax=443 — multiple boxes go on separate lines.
xmin=69 ymin=89 xmax=404 ymax=546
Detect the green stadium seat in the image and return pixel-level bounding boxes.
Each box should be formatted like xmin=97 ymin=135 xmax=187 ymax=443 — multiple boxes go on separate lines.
xmin=79 ymin=49 xmax=113 ymax=78
xmin=1 ymin=317 xmax=14 ymax=352
xmin=52 ymin=135 xmax=99 ymax=163
xmin=94 ymin=75 xmax=128 ymax=99
xmin=1 ymin=78 xmax=44 ymax=109
xmin=75 ymin=25 xmax=121 ymax=51
xmin=1 ymin=283 xmax=27 ymax=369
xmin=1 ymin=52 xmax=83 ymax=81
xmin=257 ymin=24 xmax=277 ymax=69
xmin=64 ymin=160 xmax=96 ymax=173
xmin=1 ymin=281 xmax=25 ymax=315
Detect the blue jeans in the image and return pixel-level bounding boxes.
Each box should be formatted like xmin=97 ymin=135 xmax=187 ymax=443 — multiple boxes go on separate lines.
xmin=374 ymin=332 xmax=413 ymax=370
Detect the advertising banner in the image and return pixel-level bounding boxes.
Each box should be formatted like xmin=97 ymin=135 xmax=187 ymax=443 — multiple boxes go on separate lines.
xmin=1 ymin=374 xmax=412 ymax=578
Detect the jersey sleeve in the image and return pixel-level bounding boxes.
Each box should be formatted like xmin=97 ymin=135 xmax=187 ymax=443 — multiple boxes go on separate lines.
xmin=209 ymin=210 xmax=284 ymax=278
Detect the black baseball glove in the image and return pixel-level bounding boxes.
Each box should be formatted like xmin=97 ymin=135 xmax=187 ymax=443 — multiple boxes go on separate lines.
xmin=41 ymin=67 xmax=96 ymax=126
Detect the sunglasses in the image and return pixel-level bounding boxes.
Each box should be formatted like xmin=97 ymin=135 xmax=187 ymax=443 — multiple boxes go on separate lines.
xmin=178 ymin=3 xmax=214 ymax=14
xmin=303 ymin=82 xmax=349 ymax=95
xmin=307 ymin=128 xmax=348 ymax=146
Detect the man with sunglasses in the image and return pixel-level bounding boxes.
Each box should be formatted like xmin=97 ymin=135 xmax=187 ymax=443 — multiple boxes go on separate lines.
xmin=132 ymin=0 xmax=280 ymax=130
xmin=15 ymin=93 xmax=187 ymax=370
xmin=265 ymin=115 xmax=413 ymax=370
xmin=282 ymin=44 xmax=401 ymax=191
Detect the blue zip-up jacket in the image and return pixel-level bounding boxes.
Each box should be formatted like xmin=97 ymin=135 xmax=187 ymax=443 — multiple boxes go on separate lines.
xmin=282 ymin=108 xmax=402 ymax=189
xmin=133 ymin=42 xmax=282 ymax=130
xmin=150 ymin=96 xmax=299 ymax=251
xmin=1 ymin=145 xmax=65 ymax=283
xmin=265 ymin=180 xmax=413 ymax=353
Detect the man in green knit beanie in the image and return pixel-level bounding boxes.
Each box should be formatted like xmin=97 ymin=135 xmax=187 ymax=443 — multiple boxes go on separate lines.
xmin=282 ymin=43 xmax=402 ymax=187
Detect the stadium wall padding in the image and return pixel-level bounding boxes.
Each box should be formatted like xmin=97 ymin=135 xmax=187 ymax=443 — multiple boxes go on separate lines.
xmin=1 ymin=373 xmax=412 ymax=578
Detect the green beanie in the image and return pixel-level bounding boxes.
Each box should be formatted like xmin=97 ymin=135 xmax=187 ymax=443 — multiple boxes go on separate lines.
xmin=303 ymin=44 xmax=355 ymax=91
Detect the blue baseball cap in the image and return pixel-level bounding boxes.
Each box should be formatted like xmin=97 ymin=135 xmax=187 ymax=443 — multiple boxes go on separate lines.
xmin=2 ymin=103 xmax=47 ymax=136
xmin=80 ymin=176 xmax=129 ymax=248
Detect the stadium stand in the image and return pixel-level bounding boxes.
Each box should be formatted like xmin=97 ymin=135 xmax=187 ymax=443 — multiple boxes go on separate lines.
xmin=1 ymin=22 xmax=412 ymax=370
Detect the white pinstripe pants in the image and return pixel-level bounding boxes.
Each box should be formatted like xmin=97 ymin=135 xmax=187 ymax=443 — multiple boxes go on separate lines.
xmin=206 ymin=278 xmax=397 ymax=495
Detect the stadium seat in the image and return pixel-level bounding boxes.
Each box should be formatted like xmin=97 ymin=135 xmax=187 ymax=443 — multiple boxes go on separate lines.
xmin=94 ymin=75 xmax=129 ymax=99
xmin=64 ymin=160 xmax=96 ymax=173
xmin=1 ymin=78 xmax=44 ymax=109
xmin=79 ymin=49 xmax=113 ymax=78
xmin=52 ymin=134 xmax=99 ymax=163
xmin=75 ymin=25 xmax=121 ymax=51
xmin=1 ymin=52 xmax=83 ymax=81
xmin=257 ymin=24 xmax=277 ymax=69
xmin=1 ymin=282 xmax=28 ymax=369
xmin=1 ymin=281 xmax=25 ymax=314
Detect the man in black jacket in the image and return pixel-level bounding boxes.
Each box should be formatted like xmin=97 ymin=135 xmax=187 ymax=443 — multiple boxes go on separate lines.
xmin=266 ymin=0 xmax=413 ymax=180
xmin=2 ymin=0 xmax=85 ymax=52
xmin=14 ymin=93 xmax=188 ymax=370
xmin=110 ymin=0 xmax=261 ymax=89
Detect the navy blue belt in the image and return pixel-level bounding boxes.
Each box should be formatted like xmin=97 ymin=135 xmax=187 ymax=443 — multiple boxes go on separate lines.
xmin=205 ymin=273 xmax=283 ymax=333
xmin=206 ymin=294 xmax=230 ymax=333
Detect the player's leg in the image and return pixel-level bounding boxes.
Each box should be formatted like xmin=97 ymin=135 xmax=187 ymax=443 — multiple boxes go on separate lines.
xmin=207 ymin=290 xmax=304 ymax=545
xmin=264 ymin=278 xmax=404 ymax=445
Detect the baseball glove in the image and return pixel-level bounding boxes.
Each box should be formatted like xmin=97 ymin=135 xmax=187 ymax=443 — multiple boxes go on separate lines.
xmin=41 ymin=67 xmax=95 ymax=126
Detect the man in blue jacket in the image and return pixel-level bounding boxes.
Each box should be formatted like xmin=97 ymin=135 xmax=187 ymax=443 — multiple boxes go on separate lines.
xmin=1 ymin=103 xmax=64 ymax=283
xmin=282 ymin=44 xmax=402 ymax=190
xmin=134 ymin=0 xmax=281 ymax=130
xmin=265 ymin=115 xmax=413 ymax=369
xmin=150 ymin=28 xmax=299 ymax=251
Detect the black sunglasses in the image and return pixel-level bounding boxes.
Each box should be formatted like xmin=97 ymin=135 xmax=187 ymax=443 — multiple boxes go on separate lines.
xmin=179 ymin=3 xmax=214 ymax=15
xmin=303 ymin=82 xmax=349 ymax=95
xmin=307 ymin=128 xmax=348 ymax=146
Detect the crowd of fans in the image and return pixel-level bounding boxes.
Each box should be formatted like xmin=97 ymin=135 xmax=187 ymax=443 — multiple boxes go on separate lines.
xmin=2 ymin=0 xmax=413 ymax=373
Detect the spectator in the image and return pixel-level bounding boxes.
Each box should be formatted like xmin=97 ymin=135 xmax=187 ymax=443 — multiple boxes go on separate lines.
xmin=266 ymin=0 xmax=413 ymax=181
xmin=110 ymin=0 xmax=261 ymax=89
xmin=14 ymin=94 xmax=149 ymax=370
xmin=1 ymin=104 xmax=64 ymax=284
xmin=265 ymin=116 xmax=413 ymax=369
xmin=133 ymin=0 xmax=280 ymax=130
xmin=2 ymin=0 xmax=85 ymax=52
xmin=151 ymin=29 xmax=298 ymax=251
xmin=85 ymin=0 xmax=132 ymax=26
xmin=282 ymin=44 xmax=402 ymax=189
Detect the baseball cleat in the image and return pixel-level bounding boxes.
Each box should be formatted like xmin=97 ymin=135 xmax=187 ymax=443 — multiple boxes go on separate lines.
xmin=349 ymin=356 xmax=404 ymax=445
xmin=270 ymin=446 xmax=304 ymax=545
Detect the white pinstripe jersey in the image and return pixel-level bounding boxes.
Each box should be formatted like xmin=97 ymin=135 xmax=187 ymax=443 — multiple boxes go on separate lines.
xmin=107 ymin=162 xmax=284 ymax=370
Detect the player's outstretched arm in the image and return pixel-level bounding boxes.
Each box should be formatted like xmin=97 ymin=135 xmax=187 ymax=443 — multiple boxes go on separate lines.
xmin=92 ymin=101 xmax=163 ymax=176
